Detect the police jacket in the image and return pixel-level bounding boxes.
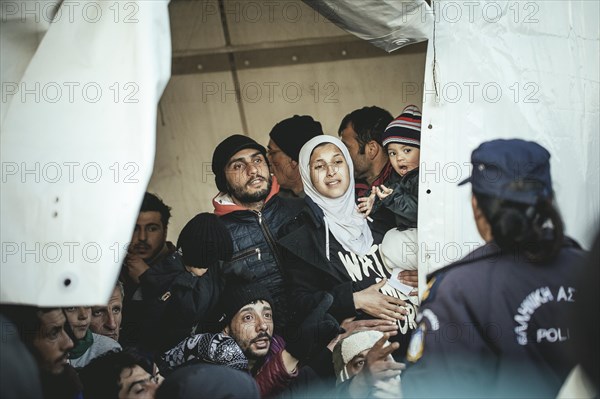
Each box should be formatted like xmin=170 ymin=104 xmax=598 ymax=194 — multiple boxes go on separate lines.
xmin=213 ymin=181 xmax=303 ymax=329
xmin=402 ymin=238 xmax=586 ymax=398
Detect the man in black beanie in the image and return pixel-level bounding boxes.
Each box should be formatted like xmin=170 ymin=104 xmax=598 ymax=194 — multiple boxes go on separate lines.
xmin=267 ymin=115 xmax=323 ymax=197
xmin=161 ymin=278 xmax=340 ymax=398
xmin=211 ymin=135 xmax=303 ymax=331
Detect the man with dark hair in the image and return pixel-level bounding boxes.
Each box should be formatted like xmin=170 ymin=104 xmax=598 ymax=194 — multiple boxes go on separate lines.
xmin=161 ymin=278 xmax=339 ymax=398
xmin=1 ymin=306 xmax=82 ymax=398
xmin=211 ymin=135 xmax=303 ymax=329
xmin=267 ymin=115 xmax=323 ymax=197
xmin=79 ymin=348 xmax=163 ymax=399
xmin=121 ymin=192 xmax=182 ymax=348
xmin=338 ymin=106 xmax=394 ymax=193
xmin=126 ymin=192 xmax=172 ymax=274
xmin=338 ymin=106 xmax=396 ymax=240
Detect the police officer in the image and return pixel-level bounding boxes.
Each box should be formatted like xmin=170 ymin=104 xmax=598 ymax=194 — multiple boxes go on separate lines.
xmin=402 ymin=139 xmax=586 ymax=398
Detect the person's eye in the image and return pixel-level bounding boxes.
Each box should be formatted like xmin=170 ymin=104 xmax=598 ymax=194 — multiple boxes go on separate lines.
xmin=112 ymin=307 xmax=121 ymax=314
xmin=254 ymin=158 xmax=263 ymax=164
xmin=404 ymin=149 xmax=411 ymax=154
xmin=357 ymin=360 xmax=365 ymax=367
xmin=264 ymin=312 xmax=272 ymax=319
xmin=335 ymin=160 xmax=343 ymax=165
xmin=92 ymin=310 xmax=103 ymax=317
xmin=64 ymin=307 xmax=75 ymax=312
xmin=147 ymin=225 xmax=160 ymax=232
xmin=313 ymin=164 xmax=324 ymax=170
xmin=243 ymin=314 xmax=253 ymax=322
xmin=48 ymin=328 xmax=60 ymax=340
xmin=389 ymin=151 xmax=396 ymax=157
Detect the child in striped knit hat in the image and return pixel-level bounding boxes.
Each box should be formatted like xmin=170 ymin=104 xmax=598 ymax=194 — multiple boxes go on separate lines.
xmin=358 ymin=105 xmax=421 ymax=301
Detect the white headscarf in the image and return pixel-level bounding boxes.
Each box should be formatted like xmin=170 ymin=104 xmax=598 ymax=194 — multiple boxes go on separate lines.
xmin=299 ymin=135 xmax=373 ymax=259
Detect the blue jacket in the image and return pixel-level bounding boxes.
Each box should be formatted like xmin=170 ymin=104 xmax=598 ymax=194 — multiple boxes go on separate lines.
xmin=402 ymin=238 xmax=586 ymax=397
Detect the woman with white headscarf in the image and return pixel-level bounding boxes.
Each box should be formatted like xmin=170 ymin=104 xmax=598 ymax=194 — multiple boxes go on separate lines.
xmin=278 ymin=136 xmax=417 ymax=356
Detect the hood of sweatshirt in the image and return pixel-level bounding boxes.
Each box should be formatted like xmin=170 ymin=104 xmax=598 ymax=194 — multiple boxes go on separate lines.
xmin=212 ymin=177 xmax=280 ymax=216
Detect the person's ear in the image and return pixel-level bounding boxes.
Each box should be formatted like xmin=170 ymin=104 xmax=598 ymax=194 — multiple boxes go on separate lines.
xmin=223 ymin=325 xmax=230 ymax=335
xmin=290 ymin=160 xmax=298 ymax=170
xmin=366 ymin=140 xmax=380 ymax=160
xmin=471 ymin=195 xmax=480 ymax=216
xmin=472 ymin=196 xmax=493 ymax=242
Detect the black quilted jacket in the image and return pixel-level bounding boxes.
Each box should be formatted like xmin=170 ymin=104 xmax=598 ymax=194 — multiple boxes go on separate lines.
xmin=213 ymin=188 xmax=303 ymax=330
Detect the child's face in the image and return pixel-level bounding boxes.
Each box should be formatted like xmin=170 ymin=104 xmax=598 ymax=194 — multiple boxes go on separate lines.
xmin=64 ymin=306 xmax=91 ymax=340
xmin=387 ymin=143 xmax=420 ymax=176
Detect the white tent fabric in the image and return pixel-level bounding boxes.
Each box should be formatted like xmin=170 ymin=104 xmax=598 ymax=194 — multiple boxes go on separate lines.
xmin=1 ymin=0 xmax=171 ymax=305
xmin=418 ymin=0 xmax=599 ymax=291
xmin=302 ymin=0 xmax=432 ymax=52
xmin=308 ymin=0 xmax=600 ymax=295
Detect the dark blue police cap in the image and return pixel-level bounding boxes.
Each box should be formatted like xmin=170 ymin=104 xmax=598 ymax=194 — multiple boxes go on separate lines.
xmin=458 ymin=139 xmax=553 ymax=205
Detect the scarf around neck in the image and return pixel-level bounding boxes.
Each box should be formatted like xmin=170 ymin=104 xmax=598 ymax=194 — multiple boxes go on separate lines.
xmin=69 ymin=329 xmax=93 ymax=360
xmin=299 ymin=136 xmax=373 ymax=259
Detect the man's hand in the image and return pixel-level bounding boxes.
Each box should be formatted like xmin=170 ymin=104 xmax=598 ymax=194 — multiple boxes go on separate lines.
xmin=340 ymin=318 xmax=399 ymax=337
xmin=126 ymin=254 xmax=149 ymax=284
xmin=348 ymin=334 xmax=404 ymax=398
xmin=328 ymin=318 xmax=399 ymax=351
xmin=353 ymin=279 xmax=407 ymax=321
xmin=363 ymin=334 xmax=404 ymax=385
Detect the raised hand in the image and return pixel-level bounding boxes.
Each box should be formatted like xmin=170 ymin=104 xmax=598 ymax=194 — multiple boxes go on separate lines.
xmin=363 ymin=334 xmax=404 ymax=385
xmin=357 ymin=190 xmax=377 ymax=216
xmin=125 ymin=254 xmax=149 ymax=284
xmin=375 ymin=184 xmax=393 ymax=200
xmin=348 ymin=334 xmax=404 ymax=398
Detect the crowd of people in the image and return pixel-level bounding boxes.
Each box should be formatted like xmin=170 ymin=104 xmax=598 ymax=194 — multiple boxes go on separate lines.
xmin=1 ymin=105 xmax=598 ymax=399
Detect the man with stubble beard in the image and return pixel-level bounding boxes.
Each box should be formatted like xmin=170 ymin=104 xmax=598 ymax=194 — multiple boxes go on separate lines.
xmin=1 ymin=306 xmax=82 ymax=398
xmin=120 ymin=192 xmax=183 ymax=347
xmin=211 ymin=135 xmax=303 ymax=330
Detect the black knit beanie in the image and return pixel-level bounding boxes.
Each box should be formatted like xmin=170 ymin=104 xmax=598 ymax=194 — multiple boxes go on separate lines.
xmin=177 ymin=213 xmax=233 ymax=268
xmin=269 ymin=115 xmax=323 ymax=162
xmin=212 ymin=135 xmax=267 ymax=193
xmin=219 ymin=278 xmax=273 ymax=323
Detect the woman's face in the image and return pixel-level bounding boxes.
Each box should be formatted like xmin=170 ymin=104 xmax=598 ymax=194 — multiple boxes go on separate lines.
xmin=309 ymin=143 xmax=350 ymax=199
